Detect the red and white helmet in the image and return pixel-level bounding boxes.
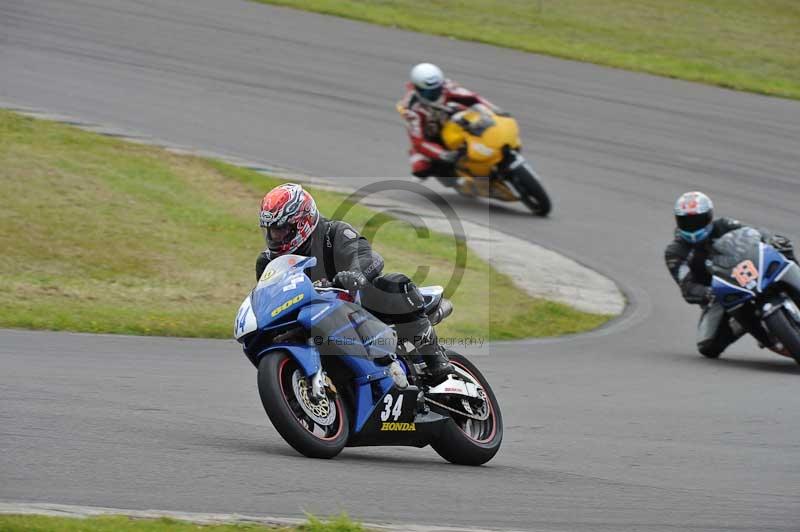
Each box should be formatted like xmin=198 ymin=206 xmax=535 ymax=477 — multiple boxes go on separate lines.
xmin=674 ymin=191 xmax=714 ymax=244
xmin=259 ymin=183 xmax=319 ymax=256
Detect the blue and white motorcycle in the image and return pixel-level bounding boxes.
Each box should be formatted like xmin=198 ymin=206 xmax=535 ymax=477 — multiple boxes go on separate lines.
xmin=709 ymin=227 xmax=800 ymax=364
xmin=234 ymin=254 xmax=502 ymax=464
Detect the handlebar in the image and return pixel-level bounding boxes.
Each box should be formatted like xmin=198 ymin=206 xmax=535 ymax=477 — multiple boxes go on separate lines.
xmin=313 ymin=280 xmax=357 ymax=302
xmin=313 ymin=279 xmax=334 ymax=289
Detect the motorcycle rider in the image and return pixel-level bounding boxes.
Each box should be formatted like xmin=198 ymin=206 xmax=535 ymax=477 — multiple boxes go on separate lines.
xmin=255 ymin=182 xmax=454 ymax=380
xmin=665 ymin=191 xmax=795 ymax=358
xmin=398 ymin=62 xmax=502 ymax=179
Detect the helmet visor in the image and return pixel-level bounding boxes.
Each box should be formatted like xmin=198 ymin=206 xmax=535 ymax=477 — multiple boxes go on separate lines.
xmin=676 ymin=211 xmax=712 ymax=233
xmin=263 ymin=223 xmax=296 ymax=250
xmin=417 ymin=86 xmax=443 ymax=102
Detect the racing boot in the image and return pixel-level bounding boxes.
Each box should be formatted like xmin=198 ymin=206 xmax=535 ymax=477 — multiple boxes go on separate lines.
xmin=416 ymin=332 xmax=454 ymax=383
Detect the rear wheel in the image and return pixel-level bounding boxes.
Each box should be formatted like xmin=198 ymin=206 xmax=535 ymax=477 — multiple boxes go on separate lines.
xmin=509 ymin=160 xmax=551 ymax=216
xmin=430 ymin=353 xmax=503 ymax=465
xmin=764 ymin=308 xmax=800 ymax=364
xmin=257 ymin=352 xmax=349 ymax=458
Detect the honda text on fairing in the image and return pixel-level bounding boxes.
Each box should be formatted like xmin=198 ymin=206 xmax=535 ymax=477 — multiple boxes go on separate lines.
xmin=233 ymin=254 xmax=503 ymax=464
xmin=708 ymin=227 xmax=800 ymax=364
xmin=398 ymin=101 xmax=551 ymax=216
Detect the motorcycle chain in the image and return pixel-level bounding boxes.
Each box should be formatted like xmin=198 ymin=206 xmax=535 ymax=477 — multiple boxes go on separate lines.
xmin=424 ymin=396 xmax=490 ymax=421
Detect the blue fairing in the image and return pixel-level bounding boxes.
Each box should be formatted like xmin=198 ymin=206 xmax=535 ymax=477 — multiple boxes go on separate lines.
xmin=712 ymin=243 xmax=792 ymax=309
xmin=236 ymin=253 xmax=405 ymax=435
xmin=297 ymin=301 xmax=398 ymax=431
xmin=297 ymin=300 xmax=342 ymax=328
xmin=255 ymin=343 xmax=321 ymax=376
xmin=712 ymin=276 xmax=754 ymax=309
xmin=760 ymin=245 xmax=790 ymax=292
xmin=251 ymin=272 xmax=318 ymax=329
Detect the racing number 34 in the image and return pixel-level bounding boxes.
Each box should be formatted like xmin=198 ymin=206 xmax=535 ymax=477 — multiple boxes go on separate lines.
xmin=380 ymin=394 xmax=404 ymax=422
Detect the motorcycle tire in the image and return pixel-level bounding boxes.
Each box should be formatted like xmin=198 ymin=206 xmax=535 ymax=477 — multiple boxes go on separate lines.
xmin=430 ymin=353 xmax=503 ymax=465
xmin=764 ymin=308 xmax=800 ymax=365
xmin=257 ymin=352 xmax=350 ymax=458
xmin=509 ymin=162 xmax=551 ymax=217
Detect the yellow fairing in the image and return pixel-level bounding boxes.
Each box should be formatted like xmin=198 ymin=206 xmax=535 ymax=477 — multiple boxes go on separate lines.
xmin=442 ymin=110 xmax=521 ymax=177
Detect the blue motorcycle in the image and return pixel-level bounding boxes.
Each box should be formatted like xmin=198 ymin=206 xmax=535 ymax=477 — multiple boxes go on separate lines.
xmin=234 ymin=254 xmax=502 ymax=464
xmin=709 ymin=227 xmax=800 ymax=363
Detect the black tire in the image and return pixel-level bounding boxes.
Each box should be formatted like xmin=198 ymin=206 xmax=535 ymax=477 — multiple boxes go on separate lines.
xmin=430 ymin=353 xmax=503 ymax=465
xmin=509 ymin=162 xmax=551 ymax=216
xmin=764 ymin=309 xmax=800 ymax=365
xmin=257 ymin=352 xmax=349 ymax=458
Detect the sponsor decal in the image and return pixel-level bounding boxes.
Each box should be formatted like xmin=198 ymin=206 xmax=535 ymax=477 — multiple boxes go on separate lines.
xmin=271 ymin=293 xmax=304 ymax=317
xmin=380 ymin=422 xmax=416 ymax=432
xmin=471 ymin=142 xmax=495 ymax=156
xmin=732 ymin=259 xmax=759 ymax=289
xmin=380 ymin=394 xmax=404 ymax=421
xmin=235 ymin=303 xmax=249 ymax=336
xmin=348 ymin=310 xmax=368 ymax=326
xmin=342 ymin=228 xmax=357 ymax=240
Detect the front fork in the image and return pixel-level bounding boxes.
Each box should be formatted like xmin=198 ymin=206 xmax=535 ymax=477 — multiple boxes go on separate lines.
xmin=759 ymin=263 xmax=800 ymax=324
xmin=310 ymin=367 xmax=326 ymax=400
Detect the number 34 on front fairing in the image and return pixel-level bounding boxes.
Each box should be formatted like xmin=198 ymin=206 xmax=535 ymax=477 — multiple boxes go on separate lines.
xmin=233 ymin=254 xmax=503 ymax=464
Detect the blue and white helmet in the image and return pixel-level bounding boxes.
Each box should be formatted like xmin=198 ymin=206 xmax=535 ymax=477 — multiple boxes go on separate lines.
xmin=674 ymin=191 xmax=714 ymax=243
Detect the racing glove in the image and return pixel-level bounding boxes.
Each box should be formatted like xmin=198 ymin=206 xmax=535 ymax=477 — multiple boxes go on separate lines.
xmin=333 ymin=270 xmax=368 ymax=292
xmin=768 ymin=235 xmax=796 ymax=261
xmin=681 ymin=277 xmax=713 ymax=306
xmin=438 ymin=150 xmax=460 ymax=164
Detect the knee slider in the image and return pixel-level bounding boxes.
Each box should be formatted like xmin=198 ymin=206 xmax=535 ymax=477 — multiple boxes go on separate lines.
xmin=697 ymin=339 xmax=723 ymax=357
xmin=412 ymin=168 xmax=432 ymax=178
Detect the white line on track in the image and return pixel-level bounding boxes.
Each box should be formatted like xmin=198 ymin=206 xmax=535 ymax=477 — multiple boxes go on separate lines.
xmin=0 ymin=502 xmax=536 ymax=532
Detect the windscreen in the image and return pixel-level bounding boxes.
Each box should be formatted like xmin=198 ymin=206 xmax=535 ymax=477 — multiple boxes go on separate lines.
xmin=711 ymin=227 xmax=761 ymax=269
xmin=257 ymin=254 xmax=315 ymax=286
xmin=465 ymin=104 xmax=495 ymax=136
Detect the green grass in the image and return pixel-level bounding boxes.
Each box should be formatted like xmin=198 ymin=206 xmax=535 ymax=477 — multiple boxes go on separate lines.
xmin=256 ymin=0 xmax=800 ymax=100
xmin=0 ymin=514 xmax=364 ymax=532
xmin=0 ymin=109 xmax=608 ymax=340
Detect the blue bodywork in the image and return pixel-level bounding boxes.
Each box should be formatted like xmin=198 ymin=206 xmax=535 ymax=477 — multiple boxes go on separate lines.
xmin=235 ymin=256 xmax=406 ymax=433
xmin=712 ymin=242 xmax=793 ymax=310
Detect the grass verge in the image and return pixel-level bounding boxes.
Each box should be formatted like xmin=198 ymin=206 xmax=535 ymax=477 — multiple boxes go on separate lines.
xmin=257 ymin=0 xmax=800 ymax=100
xmin=0 ymin=109 xmax=609 ymax=340
xmin=0 ymin=514 xmax=364 ymax=532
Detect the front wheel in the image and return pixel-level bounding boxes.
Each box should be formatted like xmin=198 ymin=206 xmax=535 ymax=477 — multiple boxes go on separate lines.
xmin=508 ymin=158 xmax=551 ymax=216
xmin=764 ymin=308 xmax=800 ymax=365
xmin=257 ymin=352 xmax=349 ymax=458
xmin=430 ymin=353 xmax=503 ymax=465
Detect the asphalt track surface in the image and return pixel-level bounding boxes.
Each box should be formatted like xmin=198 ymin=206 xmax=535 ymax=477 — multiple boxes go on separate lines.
xmin=1 ymin=1 xmax=800 ymax=530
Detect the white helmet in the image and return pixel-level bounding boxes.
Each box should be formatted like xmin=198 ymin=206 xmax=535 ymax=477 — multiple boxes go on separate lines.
xmin=410 ymin=63 xmax=445 ymax=104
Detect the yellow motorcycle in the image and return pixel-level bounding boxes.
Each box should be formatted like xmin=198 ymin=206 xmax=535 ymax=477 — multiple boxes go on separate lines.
xmin=401 ymin=103 xmax=552 ymax=216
